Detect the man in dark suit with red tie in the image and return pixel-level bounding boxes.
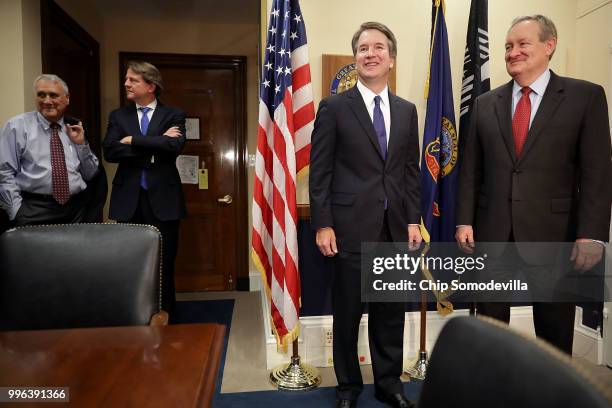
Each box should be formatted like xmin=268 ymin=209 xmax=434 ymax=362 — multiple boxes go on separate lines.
xmin=103 ymin=61 xmax=187 ymax=312
xmin=310 ymin=22 xmax=421 ymax=408
xmin=456 ymin=15 xmax=611 ymax=354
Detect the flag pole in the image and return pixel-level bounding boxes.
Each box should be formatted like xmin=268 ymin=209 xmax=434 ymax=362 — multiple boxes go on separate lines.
xmin=406 ymin=282 xmax=429 ymax=380
xmin=406 ymin=0 xmax=444 ymax=381
xmin=269 ymin=337 xmax=321 ymax=390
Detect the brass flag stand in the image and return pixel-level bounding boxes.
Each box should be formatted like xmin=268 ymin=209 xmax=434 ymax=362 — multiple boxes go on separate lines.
xmin=405 ymin=292 xmax=429 ymax=380
xmin=405 ymin=244 xmax=454 ymax=380
xmin=270 ymin=338 xmax=321 ymax=390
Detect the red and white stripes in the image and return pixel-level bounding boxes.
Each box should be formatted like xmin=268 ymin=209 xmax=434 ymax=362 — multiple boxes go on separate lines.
xmin=252 ymin=41 xmax=314 ymax=352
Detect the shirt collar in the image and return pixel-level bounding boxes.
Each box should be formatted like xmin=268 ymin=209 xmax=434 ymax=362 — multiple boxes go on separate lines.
xmin=513 ymin=69 xmax=550 ymax=97
xmin=36 ymin=111 xmax=64 ymax=130
xmin=356 ymin=80 xmax=389 ymax=108
xmin=136 ymin=99 xmax=158 ymax=111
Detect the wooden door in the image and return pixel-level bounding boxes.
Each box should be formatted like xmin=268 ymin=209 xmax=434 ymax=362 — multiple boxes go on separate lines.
xmin=41 ymin=0 xmax=101 ymax=156
xmin=119 ymin=53 xmax=247 ymax=291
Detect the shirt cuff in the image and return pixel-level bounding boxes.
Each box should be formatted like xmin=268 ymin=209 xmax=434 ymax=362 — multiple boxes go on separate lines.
xmin=75 ymin=142 xmax=92 ymax=158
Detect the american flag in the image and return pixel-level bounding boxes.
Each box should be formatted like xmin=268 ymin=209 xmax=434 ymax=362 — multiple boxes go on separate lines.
xmin=251 ymin=0 xmax=314 ymax=352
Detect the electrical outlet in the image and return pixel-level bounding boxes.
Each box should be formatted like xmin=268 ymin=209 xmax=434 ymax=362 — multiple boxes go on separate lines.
xmin=325 ymin=329 xmax=333 ymax=346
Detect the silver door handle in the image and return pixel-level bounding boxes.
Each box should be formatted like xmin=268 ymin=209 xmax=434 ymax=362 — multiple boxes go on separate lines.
xmin=217 ymin=194 xmax=233 ymax=204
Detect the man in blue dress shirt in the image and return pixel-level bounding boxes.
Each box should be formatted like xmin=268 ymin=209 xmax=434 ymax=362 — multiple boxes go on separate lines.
xmin=0 ymin=74 xmax=99 ymax=230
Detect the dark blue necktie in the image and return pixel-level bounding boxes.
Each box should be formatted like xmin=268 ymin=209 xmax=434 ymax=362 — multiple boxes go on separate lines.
xmin=373 ymin=95 xmax=387 ymax=159
xmin=139 ymin=106 xmax=151 ymax=189
xmin=373 ymin=95 xmax=388 ymax=209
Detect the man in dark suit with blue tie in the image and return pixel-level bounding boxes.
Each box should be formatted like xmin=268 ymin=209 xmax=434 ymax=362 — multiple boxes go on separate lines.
xmin=310 ymin=22 xmax=421 ymax=408
xmin=103 ymin=61 xmax=187 ymax=312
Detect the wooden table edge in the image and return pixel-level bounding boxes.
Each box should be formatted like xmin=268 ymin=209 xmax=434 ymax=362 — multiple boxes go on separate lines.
xmin=196 ymin=323 xmax=226 ymax=407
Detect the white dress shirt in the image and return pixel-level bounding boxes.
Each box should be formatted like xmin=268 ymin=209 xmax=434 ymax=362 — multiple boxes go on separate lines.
xmin=136 ymin=99 xmax=157 ymax=133
xmin=511 ymin=69 xmax=550 ymax=127
xmin=0 ymin=111 xmax=99 ymax=219
xmin=356 ymin=80 xmax=391 ymax=143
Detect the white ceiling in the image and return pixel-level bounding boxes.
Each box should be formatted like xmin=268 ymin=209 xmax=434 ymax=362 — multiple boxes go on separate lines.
xmin=93 ymin=0 xmax=260 ymax=25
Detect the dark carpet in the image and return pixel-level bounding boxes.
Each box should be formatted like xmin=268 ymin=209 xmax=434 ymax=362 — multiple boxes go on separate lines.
xmin=214 ymin=381 xmax=422 ymax=407
xmin=172 ymin=299 xmax=422 ymax=407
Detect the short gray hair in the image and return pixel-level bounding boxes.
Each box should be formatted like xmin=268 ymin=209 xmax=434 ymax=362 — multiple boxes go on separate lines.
xmin=33 ymin=74 xmax=69 ymax=95
xmin=510 ymin=15 xmax=557 ymax=58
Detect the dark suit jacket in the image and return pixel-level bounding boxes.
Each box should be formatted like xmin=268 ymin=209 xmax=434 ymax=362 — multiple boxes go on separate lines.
xmin=457 ymin=72 xmax=611 ymax=243
xmin=103 ymin=102 xmax=187 ymax=222
xmin=309 ymin=85 xmax=421 ymax=252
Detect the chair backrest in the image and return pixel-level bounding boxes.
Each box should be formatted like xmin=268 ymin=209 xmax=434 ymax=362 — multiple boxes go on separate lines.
xmin=418 ymin=316 xmax=611 ymax=408
xmin=0 ymin=223 xmax=162 ymax=331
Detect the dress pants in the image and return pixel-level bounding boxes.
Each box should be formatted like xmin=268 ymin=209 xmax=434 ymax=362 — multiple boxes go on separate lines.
xmin=12 ymin=190 xmax=87 ymax=227
xmin=333 ymin=212 xmax=405 ymax=400
xmin=128 ymin=188 xmax=179 ymax=313
xmin=476 ymin=240 xmax=576 ymax=354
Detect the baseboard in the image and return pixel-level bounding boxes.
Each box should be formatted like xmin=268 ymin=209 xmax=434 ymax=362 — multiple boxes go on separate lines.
xmin=249 ymin=270 xmax=262 ymax=292
xmin=574 ymin=306 xmax=604 ymax=365
xmin=255 ymin=273 xmax=604 ymax=368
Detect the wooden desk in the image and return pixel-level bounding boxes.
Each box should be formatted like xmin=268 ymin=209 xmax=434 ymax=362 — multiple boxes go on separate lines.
xmin=0 ymin=323 xmax=225 ymax=407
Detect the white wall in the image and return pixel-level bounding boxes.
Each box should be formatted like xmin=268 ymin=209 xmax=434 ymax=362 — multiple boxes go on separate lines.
xmin=575 ymin=0 xmax=612 ymax=123
xmin=0 ymin=0 xmax=41 ymax=124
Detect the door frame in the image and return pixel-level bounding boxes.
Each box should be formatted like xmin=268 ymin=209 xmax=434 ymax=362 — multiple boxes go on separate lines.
xmin=118 ymin=52 xmax=249 ymax=290
xmin=40 ymin=0 xmax=102 ymax=155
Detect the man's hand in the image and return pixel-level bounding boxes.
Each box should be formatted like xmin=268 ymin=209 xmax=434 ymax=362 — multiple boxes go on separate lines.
xmin=66 ymin=122 xmax=85 ymax=145
xmin=455 ymin=225 xmax=475 ymax=254
xmin=316 ymin=227 xmax=338 ymax=257
xmin=163 ymin=126 xmax=182 ymax=138
xmin=408 ymin=225 xmax=422 ymax=251
xmin=570 ymin=239 xmax=604 ymax=272
xmin=120 ymin=136 xmax=133 ymax=145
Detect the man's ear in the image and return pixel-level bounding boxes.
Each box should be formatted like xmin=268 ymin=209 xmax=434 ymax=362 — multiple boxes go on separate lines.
xmin=545 ymin=38 xmax=557 ymax=59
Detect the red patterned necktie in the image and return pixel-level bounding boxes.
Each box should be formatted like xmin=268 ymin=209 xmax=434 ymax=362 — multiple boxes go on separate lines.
xmin=50 ymin=123 xmax=70 ymax=204
xmin=512 ymin=87 xmax=532 ymax=157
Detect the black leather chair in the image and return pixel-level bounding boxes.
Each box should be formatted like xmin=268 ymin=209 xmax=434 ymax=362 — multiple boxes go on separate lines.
xmin=0 ymin=223 xmax=167 ymax=331
xmin=418 ymin=316 xmax=611 ymax=408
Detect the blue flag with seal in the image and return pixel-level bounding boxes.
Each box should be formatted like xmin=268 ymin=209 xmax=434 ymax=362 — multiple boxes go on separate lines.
xmin=420 ymin=0 xmax=458 ymax=243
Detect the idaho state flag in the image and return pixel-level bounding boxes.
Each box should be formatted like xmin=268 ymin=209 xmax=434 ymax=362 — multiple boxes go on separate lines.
xmin=420 ymin=0 xmax=458 ymax=243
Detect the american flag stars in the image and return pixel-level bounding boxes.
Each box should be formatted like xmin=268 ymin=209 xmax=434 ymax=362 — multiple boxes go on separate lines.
xmin=260 ymin=0 xmax=307 ymax=110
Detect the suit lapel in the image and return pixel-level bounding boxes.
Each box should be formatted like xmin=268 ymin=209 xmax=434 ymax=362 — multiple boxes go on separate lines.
xmin=146 ymin=102 xmax=165 ymax=136
xmin=386 ymin=93 xmax=401 ymax=161
xmin=494 ymin=81 xmax=517 ymax=163
xmin=125 ymin=104 xmax=142 ymax=137
xmin=518 ymin=72 xmax=564 ymax=162
xmin=346 ymin=86 xmax=385 ymax=160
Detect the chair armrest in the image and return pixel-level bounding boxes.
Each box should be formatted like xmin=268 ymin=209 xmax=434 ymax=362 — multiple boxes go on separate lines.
xmin=149 ymin=311 xmax=169 ymax=326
